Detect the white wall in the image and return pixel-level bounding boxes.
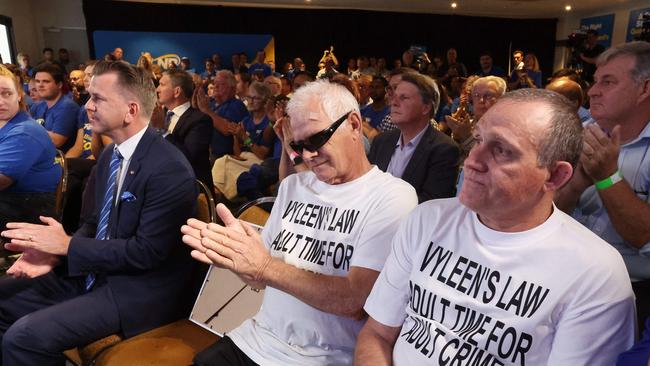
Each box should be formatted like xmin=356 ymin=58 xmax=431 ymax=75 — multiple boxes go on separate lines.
xmin=0 ymin=0 xmax=87 ymax=67
xmin=554 ymin=0 xmax=650 ymax=71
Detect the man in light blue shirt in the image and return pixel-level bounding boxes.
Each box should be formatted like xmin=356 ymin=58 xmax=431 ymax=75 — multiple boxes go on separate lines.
xmin=368 ymin=72 xmax=459 ymax=203
xmin=556 ymin=41 xmax=650 ymax=334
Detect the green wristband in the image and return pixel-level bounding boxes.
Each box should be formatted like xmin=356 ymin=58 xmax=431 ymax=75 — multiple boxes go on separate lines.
xmin=243 ymin=138 xmax=252 ymax=147
xmin=594 ymin=170 xmax=623 ymax=190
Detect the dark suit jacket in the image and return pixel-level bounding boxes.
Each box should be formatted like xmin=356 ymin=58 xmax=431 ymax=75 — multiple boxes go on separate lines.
xmin=67 ymin=127 xmax=198 ymax=337
xmin=369 ymin=124 xmax=460 ymax=203
xmin=165 ymin=106 xmax=213 ymax=191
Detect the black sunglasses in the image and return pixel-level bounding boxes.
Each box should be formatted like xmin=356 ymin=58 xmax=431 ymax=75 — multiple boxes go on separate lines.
xmin=289 ymin=111 xmax=352 ymax=154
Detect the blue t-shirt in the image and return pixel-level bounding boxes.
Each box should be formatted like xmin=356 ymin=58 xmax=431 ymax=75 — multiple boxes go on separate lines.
xmin=210 ymin=98 xmax=249 ymax=158
xmin=248 ymin=63 xmax=273 ymax=78
xmin=77 ymin=106 xmax=93 ymax=159
xmin=0 ymin=111 xmax=61 ymax=193
xmin=29 ymin=95 xmax=80 ymax=153
xmin=242 ymin=115 xmax=273 ymax=150
xmin=361 ymin=104 xmax=390 ymax=128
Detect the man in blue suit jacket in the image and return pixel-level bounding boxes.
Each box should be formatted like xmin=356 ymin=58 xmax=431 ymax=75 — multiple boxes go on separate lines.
xmin=0 ymin=61 xmax=198 ymax=365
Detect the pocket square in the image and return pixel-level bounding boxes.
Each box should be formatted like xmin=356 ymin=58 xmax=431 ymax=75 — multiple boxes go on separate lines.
xmin=120 ymin=191 xmax=136 ymax=202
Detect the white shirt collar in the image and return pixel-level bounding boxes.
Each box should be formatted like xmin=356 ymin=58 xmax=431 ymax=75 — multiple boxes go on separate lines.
xmin=171 ymin=101 xmax=191 ymax=117
xmin=115 ymin=125 xmax=148 ymax=162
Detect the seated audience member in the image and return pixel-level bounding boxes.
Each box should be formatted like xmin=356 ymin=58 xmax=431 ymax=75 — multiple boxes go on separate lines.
xmin=376 ymin=58 xmax=390 ymax=78
xmin=155 ymin=69 xmax=213 ymax=191
xmin=201 ymin=58 xmax=218 ymax=82
xmin=361 ymin=76 xmax=390 ymax=141
xmin=357 ymin=56 xmax=376 ymax=76
xmin=509 ymin=52 xmax=542 ymax=89
xmin=357 ymin=74 xmax=372 ymax=108
xmin=369 ymin=73 xmax=460 ymax=203
xmin=183 ymin=79 xmax=418 ymax=366
xmin=347 ymin=58 xmax=358 ymax=79
xmin=555 ymin=41 xmax=650 ymax=337
xmin=0 ymin=60 xmax=198 ymax=364
xmin=547 ymin=69 xmax=591 ymax=122
xmin=285 ymin=57 xmax=305 ymax=80
xmin=17 ymin=52 xmax=33 ymax=78
xmin=375 ymin=68 xmax=418 ymax=134
xmin=236 ymin=94 xmax=289 ymax=200
xmin=0 ymin=64 xmax=60 ymax=237
xmin=438 ymin=48 xmax=469 ymax=86
xmin=194 ymin=70 xmax=248 ymax=160
xmin=545 ymin=78 xmax=584 ymax=113
xmin=279 ymin=76 xmax=291 ymax=96
xmin=30 ymin=63 xmax=80 ymax=152
xmin=235 ymin=72 xmax=252 ymax=101
xmin=69 ymin=69 xmax=89 ymax=106
xmin=356 ymin=89 xmax=635 ymax=365
xmin=264 ymin=75 xmax=282 ymax=96
xmin=63 ymin=61 xmax=104 ymax=232
xmin=180 ymin=57 xmax=196 ymax=73
xmin=248 ymin=50 xmax=273 ymax=79
xmin=446 ymin=76 xmax=506 ymax=158
xmin=475 ymin=51 xmax=506 ymax=77
xmin=212 ymin=82 xmax=273 ymax=200
xmin=230 ymin=52 xmax=247 ymax=75
xmin=211 ymin=53 xmax=222 ymax=70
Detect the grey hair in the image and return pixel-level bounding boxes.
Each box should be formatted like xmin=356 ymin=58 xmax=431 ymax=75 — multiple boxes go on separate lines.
xmin=286 ymin=79 xmax=360 ymax=124
xmin=498 ymin=89 xmax=583 ymax=169
xmin=598 ymin=41 xmax=650 ymax=85
xmin=215 ymin=69 xmax=237 ymax=88
xmin=472 ymin=76 xmax=506 ymax=96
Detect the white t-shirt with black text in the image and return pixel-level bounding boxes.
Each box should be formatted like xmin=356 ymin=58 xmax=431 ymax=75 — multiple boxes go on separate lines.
xmin=228 ymin=166 xmax=418 ymax=365
xmin=365 ymin=198 xmax=635 ymax=366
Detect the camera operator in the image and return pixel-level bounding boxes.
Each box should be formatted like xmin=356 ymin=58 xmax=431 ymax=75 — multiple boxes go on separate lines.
xmin=579 ymin=29 xmax=605 ymax=83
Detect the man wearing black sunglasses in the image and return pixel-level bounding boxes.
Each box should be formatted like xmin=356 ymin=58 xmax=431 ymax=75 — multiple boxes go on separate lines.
xmin=184 ymin=79 xmax=418 ymax=366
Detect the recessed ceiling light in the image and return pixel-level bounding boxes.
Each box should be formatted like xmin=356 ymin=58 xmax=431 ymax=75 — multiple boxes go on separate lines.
xmin=451 ymin=2 xmax=458 ymax=8
xmin=565 ymin=5 xmax=572 ymax=11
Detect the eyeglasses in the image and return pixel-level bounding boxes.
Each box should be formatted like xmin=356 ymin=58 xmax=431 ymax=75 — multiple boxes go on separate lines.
xmin=244 ymin=96 xmax=265 ymax=102
xmin=289 ymin=111 xmax=352 ymax=154
xmin=471 ymin=93 xmax=497 ymax=102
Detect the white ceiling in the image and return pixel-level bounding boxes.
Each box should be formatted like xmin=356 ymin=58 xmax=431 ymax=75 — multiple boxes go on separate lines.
xmin=123 ymin=0 xmax=630 ymax=18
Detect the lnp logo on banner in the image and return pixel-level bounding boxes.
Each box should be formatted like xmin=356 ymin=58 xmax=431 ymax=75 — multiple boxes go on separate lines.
xmin=153 ymin=54 xmax=181 ymax=69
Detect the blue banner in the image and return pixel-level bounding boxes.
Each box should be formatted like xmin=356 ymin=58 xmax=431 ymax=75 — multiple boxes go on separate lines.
xmin=580 ymin=14 xmax=615 ymax=48
xmin=93 ymin=30 xmax=274 ymax=71
xmin=626 ymin=7 xmax=650 ymax=42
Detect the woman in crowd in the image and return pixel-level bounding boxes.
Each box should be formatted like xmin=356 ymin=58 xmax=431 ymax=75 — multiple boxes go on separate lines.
xmin=212 ymin=81 xmax=273 ymax=200
xmin=0 ymin=64 xmax=61 ymax=241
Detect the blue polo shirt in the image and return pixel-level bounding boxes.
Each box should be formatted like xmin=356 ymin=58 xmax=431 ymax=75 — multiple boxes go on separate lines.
xmin=210 ymin=98 xmax=249 ymax=158
xmin=77 ymin=106 xmax=93 ymax=159
xmin=29 ymin=95 xmax=80 ymax=153
xmin=361 ymin=104 xmax=390 ymax=128
xmin=0 ymin=111 xmax=61 ymax=193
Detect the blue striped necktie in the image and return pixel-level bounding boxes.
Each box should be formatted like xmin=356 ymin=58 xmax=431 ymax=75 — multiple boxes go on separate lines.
xmin=86 ymin=146 xmax=123 ymax=291
xmin=165 ymin=110 xmax=174 ymax=131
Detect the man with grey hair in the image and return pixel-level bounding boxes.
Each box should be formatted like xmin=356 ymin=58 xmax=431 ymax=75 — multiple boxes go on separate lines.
xmin=0 ymin=60 xmax=198 ymax=364
xmin=357 ymin=88 xmax=634 ymax=365
xmin=195 ymin=69 xmax=248 ymax=160
xmin=369 ymin=72 xmax=460 ymax=202
xmin=183 ymin=79 xmax=418 ymax=365
xmin=556 ymin=41 xmax=650 ymax=334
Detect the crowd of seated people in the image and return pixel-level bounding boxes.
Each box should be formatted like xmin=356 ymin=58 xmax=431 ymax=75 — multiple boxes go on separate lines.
xmin=0 ymin=36 xmax=649 ymax=365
